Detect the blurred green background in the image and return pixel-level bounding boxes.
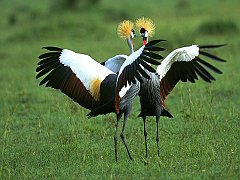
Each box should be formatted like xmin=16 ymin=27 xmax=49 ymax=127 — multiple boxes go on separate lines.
xmin=0 ymin=0 xmax=239 ymax=179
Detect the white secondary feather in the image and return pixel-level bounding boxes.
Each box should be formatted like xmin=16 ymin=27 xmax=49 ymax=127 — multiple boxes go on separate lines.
xmin=157 ymin=45 xmax=199 ymax=80
xmin=104 ymin=54 xmax=128 ymax=73
xmin=60 ymin=49 xmax=114 ymax=90
xmin=119 ymin=83 xmax=131 ymax=98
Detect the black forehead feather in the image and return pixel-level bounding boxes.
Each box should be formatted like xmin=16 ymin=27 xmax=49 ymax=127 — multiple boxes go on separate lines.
xmin=140 ymin=28 xmax=146 ymax=34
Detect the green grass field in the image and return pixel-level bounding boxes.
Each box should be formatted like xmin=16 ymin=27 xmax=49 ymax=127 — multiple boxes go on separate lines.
xmin=0 ymin=0 xmax=239 ymax=179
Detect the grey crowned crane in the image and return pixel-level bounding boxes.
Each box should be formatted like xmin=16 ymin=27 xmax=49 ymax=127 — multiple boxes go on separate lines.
xmin=36 ymin=20 xmax=164 ymax=161
xmin=136 ymin=17 xmax=226 ymax=158
xmin=136 ymin=17 xmax=173 ymax=158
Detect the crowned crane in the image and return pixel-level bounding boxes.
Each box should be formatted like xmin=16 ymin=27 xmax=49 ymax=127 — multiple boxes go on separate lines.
xmin=100 ymin=20 xmax=164 ymax=161
xmin=36 ymin=20 xmax=164 ymax=161
xmin=109 ymin=21 xmax=163 ymax=161
xmin=136 ymin=17 xmax=226 ymax=158
xmin=136 ymin=17 xmax=173 ymax=158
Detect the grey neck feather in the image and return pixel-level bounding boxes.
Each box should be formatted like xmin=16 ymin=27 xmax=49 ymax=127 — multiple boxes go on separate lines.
xmin=127 ymin=38 xmax=134 ymax=54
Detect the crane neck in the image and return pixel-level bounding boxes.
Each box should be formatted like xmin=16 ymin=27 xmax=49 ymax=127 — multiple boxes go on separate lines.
xmin=142 ymin=37 xmax=151 ymax=66
xmin=127 ymin=38 xmax=134 ymax=54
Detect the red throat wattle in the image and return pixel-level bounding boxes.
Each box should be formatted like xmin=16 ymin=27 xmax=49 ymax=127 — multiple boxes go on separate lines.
xmin=143 ymin=39 xmax=147 ymax=45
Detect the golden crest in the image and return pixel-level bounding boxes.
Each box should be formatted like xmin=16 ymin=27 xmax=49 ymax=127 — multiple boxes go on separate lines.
xmin=135 ymin=17 xmax=155 ymax=37
xmin=117 ymin=20 xmax=134 ymax=39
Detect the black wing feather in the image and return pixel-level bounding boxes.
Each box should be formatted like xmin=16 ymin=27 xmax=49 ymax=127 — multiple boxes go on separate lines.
xmin=199 ymin=51 xmax=226 ymax=62
xmin=39 ymin=52 xmax=61 ymax=59
xmin=140 ymin=60 xmax=156 ymax=73
xmin=43 ymin=46 xmax=63 ymax=51
xmin=136 ymin=65 xmax=150 ymax=79
xmin=195 ymin=62 xmax=216 ymax=81
xmin=194 ymin=66 xmax=212 ymax=83
xmin=145 ymin=39 xmax=166 ymax=47
xmin=38 ymin=56 xmax=59 ymax=65
xmin=198 ymin=44 xmax=226 ymax=49
xmin=143 ymin=51 xmax=163 ymax=60
xmin=196 ymin=57 xmax=222 ymax=74
xmin=140 ymin=55 xmax=161 ymax=65
xmin=36 ymin=61 xmax=60 ymax=72
xmin=144 ymin=46 xmax=165 ymax=51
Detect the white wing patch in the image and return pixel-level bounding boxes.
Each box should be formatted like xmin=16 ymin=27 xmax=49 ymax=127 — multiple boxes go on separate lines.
xmin=60 ymin=49 xmax=114 ymax=92
xmin=157 ymin=45 xmax=199 ymax=80
xmin=119 ymin=82 xmax=132 ymax=98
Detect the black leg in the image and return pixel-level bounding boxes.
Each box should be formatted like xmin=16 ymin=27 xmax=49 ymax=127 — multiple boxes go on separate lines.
xmin=156 ymin=119 xmax=160 ymax=156
xmin=120 ymin=105 xmax=133 ymax=160
xmin=143 ymin=116 xmax=148 ymax=158
xmin=156 ymin=108 xmax=161 ymax=156
xmin=114 ymin=111 xmax=123 ymax=162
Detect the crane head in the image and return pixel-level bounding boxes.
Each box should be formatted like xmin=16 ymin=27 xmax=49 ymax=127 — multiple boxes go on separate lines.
xmin=117 ymin=20 xmax=135 ymax=40
xmin=136 ymin=17 xmax=155 ymax=45
xmin=117 ymin=20 xmax=135 ymax=54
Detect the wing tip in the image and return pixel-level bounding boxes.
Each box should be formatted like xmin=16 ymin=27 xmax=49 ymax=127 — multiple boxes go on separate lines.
xmin=42 ymin=46 xmax=63 ymax=51
xmin=198 ymin=44 xmax=227 ymax=49
xmin=199 ymin=50 xmax=227 ymax=62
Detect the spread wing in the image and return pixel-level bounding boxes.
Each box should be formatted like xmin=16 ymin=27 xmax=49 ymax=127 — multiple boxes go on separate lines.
xmin=101 ymin=54 xmax=128 ymax=73
xmin=156 ymin=44 xmax=226 ymax=102
xmin=36 ymin=46 xmax=115 ymax=110
xmin=115 ymin=39 xmax=165 ymax=113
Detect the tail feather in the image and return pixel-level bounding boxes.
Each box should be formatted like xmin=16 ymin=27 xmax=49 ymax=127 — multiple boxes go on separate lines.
xmin=161 ymin=109 xmax=173 ymax=118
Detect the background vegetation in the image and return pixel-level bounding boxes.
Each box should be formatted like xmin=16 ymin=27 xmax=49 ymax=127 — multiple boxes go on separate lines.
xmin=0 ymin=0 xmax=239 ymax=179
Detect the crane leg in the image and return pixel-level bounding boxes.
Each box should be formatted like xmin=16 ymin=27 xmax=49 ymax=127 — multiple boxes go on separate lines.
xmin=156 ymin=108 xmax=161 ymax=156
xmin=120 ymin=105 xmax=133 ymax=160
xmin=114 ymin=111 xmax=123 ymax=162
xmin=143 ymin=116 xmax=148 ymax=158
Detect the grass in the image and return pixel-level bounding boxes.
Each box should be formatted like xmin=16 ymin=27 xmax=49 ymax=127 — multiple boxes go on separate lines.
xmin=0 ymin=0 xmax=239 ymax=179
